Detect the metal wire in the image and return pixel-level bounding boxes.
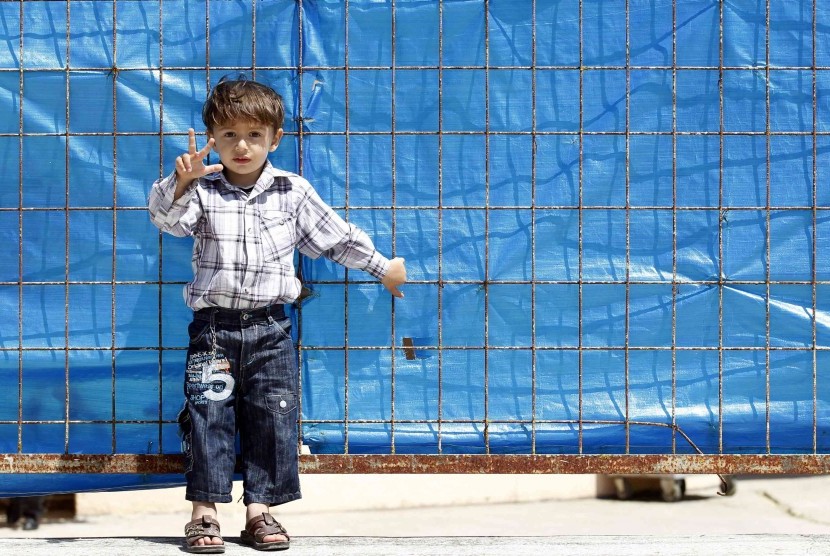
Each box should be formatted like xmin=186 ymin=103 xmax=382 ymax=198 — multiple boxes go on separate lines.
xmin=156 ymin=0 xmax=166 ymax=459
xmin=15 ymin=0 xmax=24 ymax=455
xmin=342 ymin=0 xmax=351 ymax=455
xmin=436 ymin=0 xmax=445 ymax=456
xmin=670 ymin=0 xmax=678 ymax=455
xmin=389 ymin=0 xmax=398 ymax=455
xmin=717 ymin=0 xmax=725 ymax=456
xmin=624 ymin=0 xmax=631 ymax=453
xmin=812 ymin=0 xmax=820 ymax=455
xmin=529 ymin=0 xmax=537 ymax=455
xmin=577 ymin=0 xmax=585 ymax=455
xmin=764 ymin=0 xmax=772 ymax=455
xmin=483 ymin=0 xmax=491 ymax=455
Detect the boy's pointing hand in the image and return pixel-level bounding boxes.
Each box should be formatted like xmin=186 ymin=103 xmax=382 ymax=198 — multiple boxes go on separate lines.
xmin=175 ymin=128 xmax=224 ymax=191
xmin=381 ymin=257 xmax=407 ymax=298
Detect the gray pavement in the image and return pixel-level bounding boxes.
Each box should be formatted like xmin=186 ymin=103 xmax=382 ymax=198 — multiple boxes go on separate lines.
xmin=1 ymin=535 xmax=830 ymax=556
xmin=2 ymin=475 xmax=830 ymax=554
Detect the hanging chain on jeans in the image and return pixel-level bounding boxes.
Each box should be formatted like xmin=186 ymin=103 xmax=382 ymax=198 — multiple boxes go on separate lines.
xmin=202 ymin=310 xmax=234 ymax=401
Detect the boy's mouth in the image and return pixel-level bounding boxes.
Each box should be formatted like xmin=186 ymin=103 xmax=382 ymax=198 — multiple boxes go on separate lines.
xmin=233 ymin=157 xmax=251 ymax=164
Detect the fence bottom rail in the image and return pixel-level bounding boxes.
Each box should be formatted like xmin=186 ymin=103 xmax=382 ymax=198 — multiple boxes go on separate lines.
xmin=1 ymin=454 xmax=829 ymax=475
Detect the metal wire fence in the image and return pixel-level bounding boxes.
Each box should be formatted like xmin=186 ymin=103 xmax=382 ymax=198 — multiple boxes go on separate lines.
xmin=1 ymin=0 xmax=830 ymax=477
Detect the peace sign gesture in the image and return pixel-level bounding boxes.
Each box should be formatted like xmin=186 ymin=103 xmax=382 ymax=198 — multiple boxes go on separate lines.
xmin=174 ymin=128 xmax=224 ymax=193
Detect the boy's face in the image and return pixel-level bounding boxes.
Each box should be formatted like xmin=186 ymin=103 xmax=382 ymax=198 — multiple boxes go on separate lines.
xmin=207 ymin=120 xmax=283 ymax=187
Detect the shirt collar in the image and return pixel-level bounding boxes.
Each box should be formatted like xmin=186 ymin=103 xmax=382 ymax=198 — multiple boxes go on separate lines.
xmin=204 ymin=161 xmax=288 ymax=199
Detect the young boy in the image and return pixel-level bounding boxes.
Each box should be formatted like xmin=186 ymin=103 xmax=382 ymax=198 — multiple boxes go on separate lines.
xmin=148 ymin=77 xmax=406 ymax=553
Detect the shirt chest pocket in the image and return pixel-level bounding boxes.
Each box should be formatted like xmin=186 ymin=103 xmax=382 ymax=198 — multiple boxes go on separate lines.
xmin=260 ymin=209 xmax=296 ymax=262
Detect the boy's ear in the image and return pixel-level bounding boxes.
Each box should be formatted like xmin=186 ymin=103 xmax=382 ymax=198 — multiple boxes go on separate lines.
xmin=206 ymin=130 xmax=214 ymax=148
xmin=270 ymin=128 xmax=284 ymax=152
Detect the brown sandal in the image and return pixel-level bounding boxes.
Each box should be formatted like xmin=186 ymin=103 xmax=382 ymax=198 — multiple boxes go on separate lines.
xmin=184 ymin=515 xmax=225 ymax=554
xmin=240 ymin=512 xmax=290 ymax=551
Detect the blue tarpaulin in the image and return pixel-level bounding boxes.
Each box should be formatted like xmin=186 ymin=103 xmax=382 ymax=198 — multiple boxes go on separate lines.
xmin=1 ymin=0 xmax=830 ymax=495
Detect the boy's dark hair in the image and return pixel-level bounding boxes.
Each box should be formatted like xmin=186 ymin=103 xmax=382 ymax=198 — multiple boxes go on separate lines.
xmin=202 ymin=76 xmax=285 ymax=131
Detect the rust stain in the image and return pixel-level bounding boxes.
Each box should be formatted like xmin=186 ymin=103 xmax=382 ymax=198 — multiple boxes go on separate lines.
xmin=0 ymin=454 xmax=185 ymax=475
xmin=3 ymin=454 xmax=830 ymax=475
xmin=297 ymin=454 xmax=830 ymax=475
xmin=401 ymin=337 xmax=417 ymax=360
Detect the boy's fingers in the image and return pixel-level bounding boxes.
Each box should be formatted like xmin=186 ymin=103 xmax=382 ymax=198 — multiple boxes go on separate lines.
xmin=197 ymin=138 xmax=214 ymax=159
xmin=187 ymin=128 xmax=197 ymax=155
xmin=176 ymin=154 xmax=191 ymax=173
xmin=203 ymin=163 xmax=223 ymax=175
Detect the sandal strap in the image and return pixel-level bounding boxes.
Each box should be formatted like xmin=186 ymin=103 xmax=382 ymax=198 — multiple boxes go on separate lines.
xmin=185 ymin=515 xmax=222 ymax=540
xmin=245 ymin=513 xmax=289 ymax=542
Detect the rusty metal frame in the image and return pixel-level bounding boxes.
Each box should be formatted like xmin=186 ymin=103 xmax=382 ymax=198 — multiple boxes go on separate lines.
xmin=2 ymin=454 xmax=830 ymax=476
xmin=2 ymin=0 xmax=829 ymax=477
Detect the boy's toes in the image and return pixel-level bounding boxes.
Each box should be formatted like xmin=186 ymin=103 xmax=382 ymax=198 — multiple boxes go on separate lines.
xmin=242 ymin=513 xmax=290 ymax=548
xmin=190 ymin=535 xmax=223 ymax=546
xmin=184 ymin=515 xmax=224 ymax=551
xmin=187 ymin=535 xmax=224 ymax=549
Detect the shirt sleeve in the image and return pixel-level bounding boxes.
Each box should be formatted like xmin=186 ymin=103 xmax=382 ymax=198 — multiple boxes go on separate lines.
xmin=294 ymin=180 xmax=390 ymax=280
xmin=147 ymin=172 xmax=203 ymax=237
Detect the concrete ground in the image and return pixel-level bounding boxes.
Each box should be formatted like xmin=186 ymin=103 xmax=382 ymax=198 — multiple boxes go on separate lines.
xmin=1 ymin=474 xmax=830 ymax=554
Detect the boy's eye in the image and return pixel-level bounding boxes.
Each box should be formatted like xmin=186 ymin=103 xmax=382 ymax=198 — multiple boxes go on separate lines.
xmin=223 ymin=132 xmax=235 ymax=138
xmin=250 ymin=132 xmax=262 ymax=138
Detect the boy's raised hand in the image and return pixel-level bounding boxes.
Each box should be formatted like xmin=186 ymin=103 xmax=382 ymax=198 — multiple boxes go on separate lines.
xmin=174 ymin=128 xmax=224 ymax=194
xmin=381 ymin=257 xmax=407 ymax=298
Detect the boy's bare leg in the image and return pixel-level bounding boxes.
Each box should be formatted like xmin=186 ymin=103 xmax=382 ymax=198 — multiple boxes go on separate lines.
xmin=246 ymin=502 xmax=288 ymax=542
xmin=190 ymin=501 xmax=224 ymax=547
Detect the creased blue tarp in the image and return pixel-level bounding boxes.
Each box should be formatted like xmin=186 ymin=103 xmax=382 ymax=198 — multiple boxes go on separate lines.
xmin=1 ymin=0 xmax=830 ymax=495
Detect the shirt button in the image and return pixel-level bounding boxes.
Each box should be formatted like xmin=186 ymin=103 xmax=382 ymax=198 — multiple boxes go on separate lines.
xmin=247 ymin=228 xmax=252 ymax=232
xmin=242 ymin=313 xmax=250 ymax=321
xmin=279 ymin=400 xmax=287 ymax=409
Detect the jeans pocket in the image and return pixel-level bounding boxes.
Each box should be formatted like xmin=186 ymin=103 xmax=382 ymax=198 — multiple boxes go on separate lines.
xmin=187 ymin=319 xmax=211 ymax=345
xmin=267 ymin=316 xmax=292 ymax=342
xmin=177 ymin=405 xmax=193 ymax=474
xmin=265 ymin=391 xmax=297 ymax=415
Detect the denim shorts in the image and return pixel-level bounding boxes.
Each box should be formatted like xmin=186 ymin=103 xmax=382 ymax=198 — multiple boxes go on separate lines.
xmin=178 ymin=304 xmax=301 ymax=506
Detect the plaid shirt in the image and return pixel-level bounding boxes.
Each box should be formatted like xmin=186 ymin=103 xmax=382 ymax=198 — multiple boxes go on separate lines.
xmin=148 ymin=162 xmax=390 ymax=310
